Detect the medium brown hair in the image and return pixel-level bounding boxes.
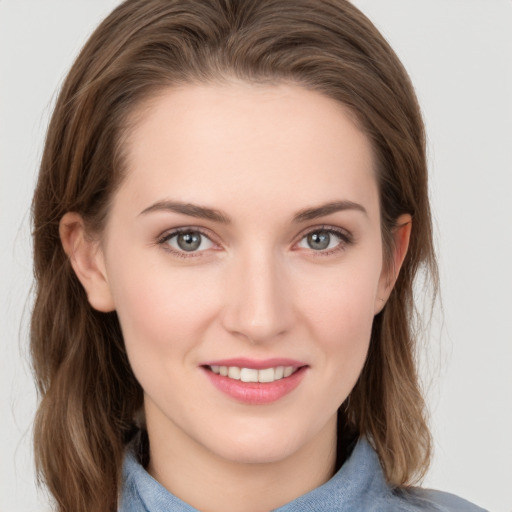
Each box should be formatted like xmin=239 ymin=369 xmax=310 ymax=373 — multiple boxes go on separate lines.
xmin=31 ymin=1 xmax=437 ymax=510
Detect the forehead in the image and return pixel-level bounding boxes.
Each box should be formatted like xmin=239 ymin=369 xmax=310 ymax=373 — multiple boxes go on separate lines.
xmin=116 ymin=82 xmax=379 ymax=221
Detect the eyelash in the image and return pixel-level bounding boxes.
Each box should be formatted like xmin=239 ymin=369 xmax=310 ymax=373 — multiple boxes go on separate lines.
xmin=156 ymin=225 xmax=354 ymax=258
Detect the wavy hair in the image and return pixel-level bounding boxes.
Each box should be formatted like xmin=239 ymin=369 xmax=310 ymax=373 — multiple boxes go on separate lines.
xmin=31 ymin=0 xmax=438 ymax=510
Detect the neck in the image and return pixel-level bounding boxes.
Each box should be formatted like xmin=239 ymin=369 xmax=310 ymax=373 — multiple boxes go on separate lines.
xmin=145 ymin=406 xmax=337 ymax=512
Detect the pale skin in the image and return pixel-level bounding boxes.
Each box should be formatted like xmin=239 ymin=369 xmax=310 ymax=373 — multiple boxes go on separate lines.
xmin=60 ymin=82 xmax=411 ymax=512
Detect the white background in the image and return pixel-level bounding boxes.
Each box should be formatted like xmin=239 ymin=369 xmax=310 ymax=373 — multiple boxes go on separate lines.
xmin=1 ymin=1 xmax=511 ymax=511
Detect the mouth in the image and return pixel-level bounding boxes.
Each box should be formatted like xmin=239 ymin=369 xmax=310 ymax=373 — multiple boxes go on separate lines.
xmin=200 ymin=359 xmax=308 ymax=404
xmin=206 ymin=364 xmax=300 ymax=383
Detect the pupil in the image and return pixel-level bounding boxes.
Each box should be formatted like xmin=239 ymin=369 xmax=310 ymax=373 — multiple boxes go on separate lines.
xmin=307 ymin=231 xmax=330 ymax=250
xmin=177 ymin=232 xmax=201 ymax=251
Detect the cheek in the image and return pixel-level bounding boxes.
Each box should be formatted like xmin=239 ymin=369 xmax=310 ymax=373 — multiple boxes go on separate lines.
xmin=300 ymin=258 xmax=381 ymax=339
xmin=308 ymin=291 xmax=374 ymax=379
xmin=295 ymin=254 xmax=381 ymax=390
xmin=109 ymin=262 xmax=220 ymax=408
xmin=107 ymin=251 xmax=221 ymax=356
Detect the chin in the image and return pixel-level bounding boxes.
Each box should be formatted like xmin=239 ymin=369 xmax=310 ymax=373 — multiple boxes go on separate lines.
xmin=218 ymin=442 xmax=296 ymax=465
xmin=204 ymin=425 xmax=311 ymax=466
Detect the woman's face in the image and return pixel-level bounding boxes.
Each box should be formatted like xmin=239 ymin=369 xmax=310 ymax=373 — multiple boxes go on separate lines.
xmin=93 ymin=83 xmax=394 ymax=465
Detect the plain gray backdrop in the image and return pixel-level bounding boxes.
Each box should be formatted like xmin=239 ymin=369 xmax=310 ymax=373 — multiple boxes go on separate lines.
xmin=1 ymin=1 xmax=511 ymax=511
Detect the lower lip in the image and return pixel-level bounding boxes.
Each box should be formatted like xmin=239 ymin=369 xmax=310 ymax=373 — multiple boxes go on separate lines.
xmin=202 ymin=366 xmax=308 ymax=405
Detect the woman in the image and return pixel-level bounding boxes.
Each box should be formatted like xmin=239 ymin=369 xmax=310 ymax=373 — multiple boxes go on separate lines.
xmin=30 ymin=0 xmax=485 ymax=511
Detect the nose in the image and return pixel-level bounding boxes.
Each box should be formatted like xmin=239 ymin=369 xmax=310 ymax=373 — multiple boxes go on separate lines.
xmin=221 ymin=248 xmax=294 ymax=344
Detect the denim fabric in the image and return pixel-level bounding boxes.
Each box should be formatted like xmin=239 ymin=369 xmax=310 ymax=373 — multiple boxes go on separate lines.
xmin=118 ymin=438 xmax=487 ymax=512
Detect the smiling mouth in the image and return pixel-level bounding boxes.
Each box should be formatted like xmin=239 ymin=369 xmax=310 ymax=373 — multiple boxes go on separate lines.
xmin=206 ymin=365 xmax=301 ymax=383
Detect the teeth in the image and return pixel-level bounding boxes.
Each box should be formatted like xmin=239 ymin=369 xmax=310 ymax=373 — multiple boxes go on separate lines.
xmin=258 ymin=368 xmax=275 ymax=383
xmin=284 ymin=366 xmax=294 ymax=377
xmin=240 ymin=368 xmax=258 ymax=382
xmin=228 ymin=366 xmax=241 ymax=380
xmin=209 ymin=365 xmax=297 ymax=383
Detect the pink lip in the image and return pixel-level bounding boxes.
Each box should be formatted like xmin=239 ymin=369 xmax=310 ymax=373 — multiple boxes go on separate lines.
xmin=200 ymin=359 xmax=308 ymax=405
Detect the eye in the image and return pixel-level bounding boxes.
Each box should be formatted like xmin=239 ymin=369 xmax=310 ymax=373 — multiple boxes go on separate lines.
xmin=296 ymin=228 xmax=351 ymax=253
xmin=160 ymin=229 xmax=215 ymax=254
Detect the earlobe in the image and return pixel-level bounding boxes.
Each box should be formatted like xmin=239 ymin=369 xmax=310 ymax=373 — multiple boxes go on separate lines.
xmin=374 ymin=213 xmax=412 ymax=314
xmin=59 ymin=212 xmax=115 ymax=312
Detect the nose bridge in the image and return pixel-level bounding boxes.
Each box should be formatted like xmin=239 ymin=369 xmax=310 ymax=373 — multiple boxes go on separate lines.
xmin=222 ymin=245 xmax=292 ymax=343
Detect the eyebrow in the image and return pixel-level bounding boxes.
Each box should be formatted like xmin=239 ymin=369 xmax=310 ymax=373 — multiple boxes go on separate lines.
xmin=139 ymin=200 xmax=231 ymax=223
xmin=139 ymin=199 xmax=367 ymax=223
xmin=292 ymin=200 xmax=367 ymax=222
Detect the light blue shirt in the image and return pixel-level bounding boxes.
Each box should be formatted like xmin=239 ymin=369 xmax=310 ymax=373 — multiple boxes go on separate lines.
xmin=119 ymin=438 xmax=487 ymax=511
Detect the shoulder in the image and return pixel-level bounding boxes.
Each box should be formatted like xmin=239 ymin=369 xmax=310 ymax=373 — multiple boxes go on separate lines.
xmin=354 ymin=486 xmax=488 ymax=512
xmin=275 ymin=438 xmax=488 ymax=512
xmin=353 ymin=439 xmax=488 ymax=511
xmin=401 ymin=487 xmax=489 ymax=512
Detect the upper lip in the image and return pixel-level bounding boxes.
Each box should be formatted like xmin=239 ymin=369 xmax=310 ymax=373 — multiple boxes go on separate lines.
xmin=201 ymin=358 xmax=307 ymax=369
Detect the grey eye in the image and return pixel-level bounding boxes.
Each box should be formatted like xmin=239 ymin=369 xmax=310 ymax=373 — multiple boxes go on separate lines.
xmin=177 ymin=232 xmax=202 ymax=251
xmin=307 ymin=231 xmax=331 ymax=250
xmin=165 ymin=231 xmax=214 ymax=253
xmin=297 ymin=229 xmax=344 ymax=252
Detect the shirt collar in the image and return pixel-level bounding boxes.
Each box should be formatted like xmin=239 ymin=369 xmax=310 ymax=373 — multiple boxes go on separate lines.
xmin=120 ymin=438 xmax=388 ymax=512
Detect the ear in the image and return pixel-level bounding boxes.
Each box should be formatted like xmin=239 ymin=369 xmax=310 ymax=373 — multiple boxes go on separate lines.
xmin=374 ymin=213 xmax=412 ymax=314
xmin=59 ymin=212 xmax=115 ymax=312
